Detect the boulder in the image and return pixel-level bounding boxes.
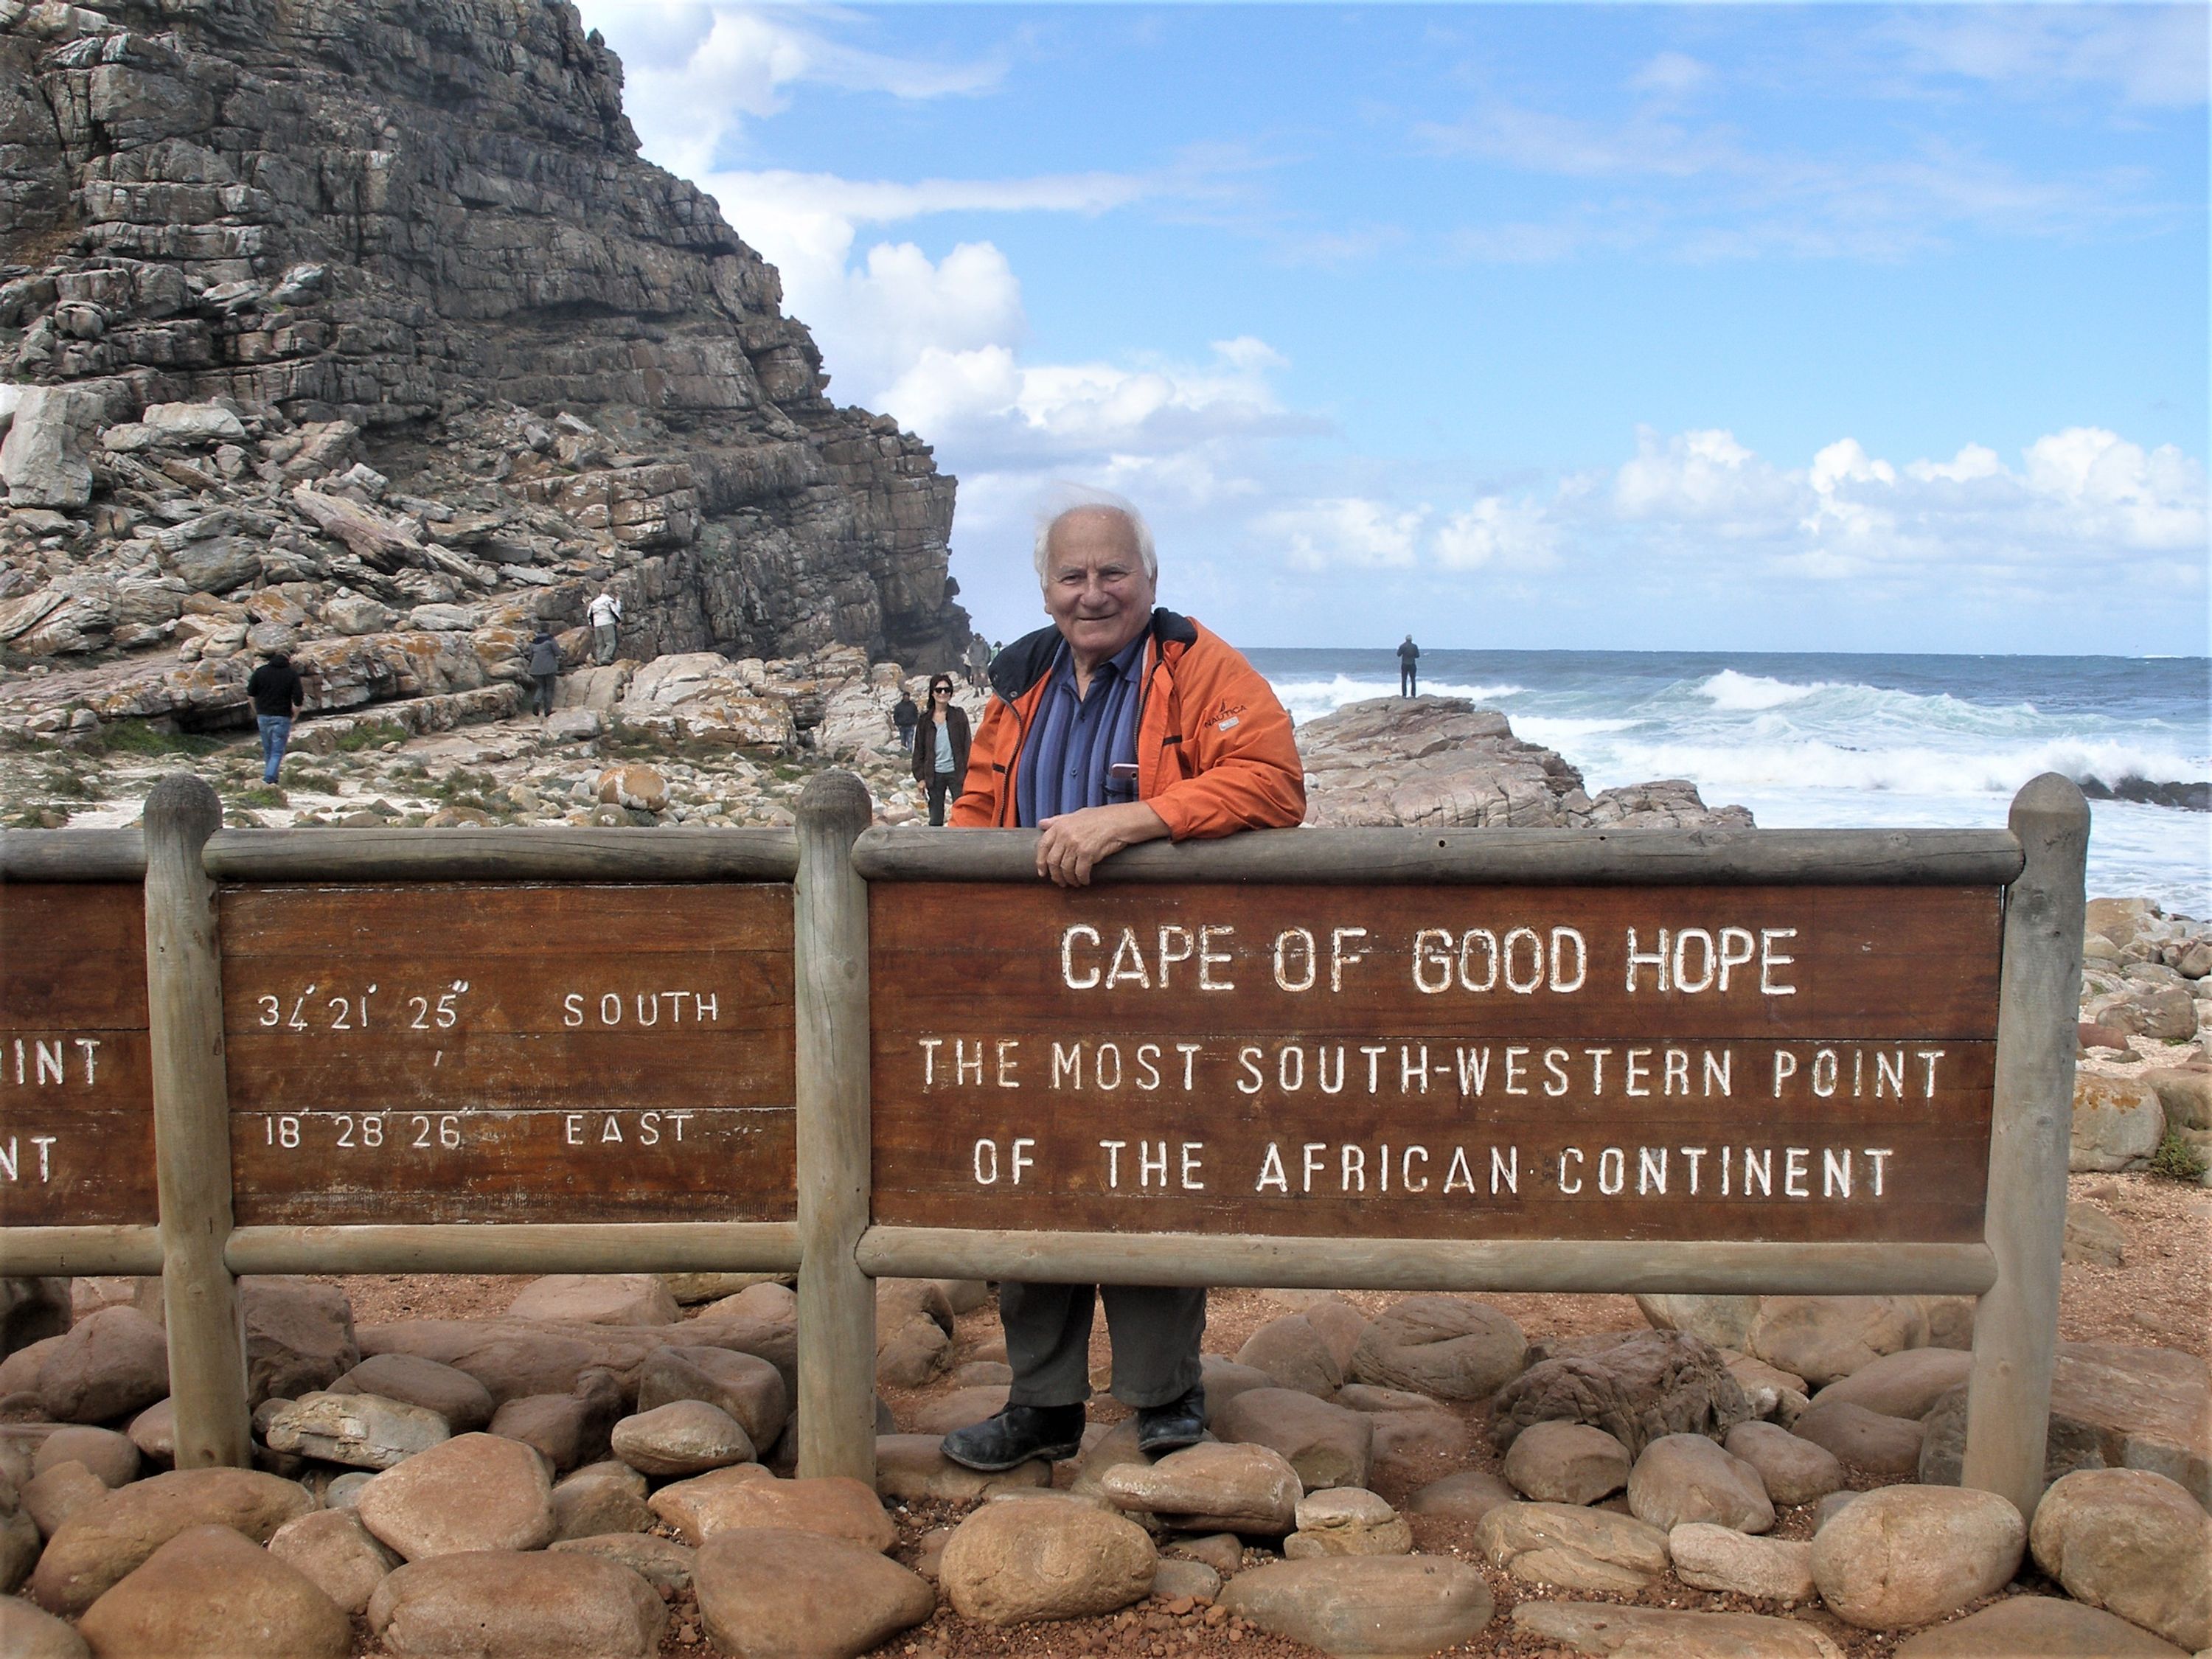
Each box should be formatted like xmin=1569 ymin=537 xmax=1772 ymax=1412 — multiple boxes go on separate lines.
xmin=1220 ymin=1557 xmax=1495 ymax=1657
xmin=1491 ymin=1329 xmax=1752 ymax=1457
xmin=487 ymin=1372 xmax=622 ymax=1472
xmin=547 ymin=1532 xmax=695 ymax=1596
xmin=75 ymin=1524 xmax=350 ymax=1659
xmin=29 ymin=1466 xmax=314 ymax=1614
xmin=905 ymin=1385 xmax=1009 ymax=1436
xmin=1349 ymin=1295 xmax=1526 ymax=1400
xmin=656 ymin=1271 xmax=790 ymax=1305
xmin=2143 ymin=1066 xmax=2212 ymax=1131
xmin=355 ymin=1321 xmax=602 ymax=1404
xmin=125 ymin=1400 xmax=174 ymax=1468
xmin=1501 ymin=1419 xmax=1632 ymax=1504
xmin=1366 ymin=1404 xmax=1474 ymax=1469
xmin=549 ymin=1461 xmax=653 ymax=1541
xmin=2070 ymin=1075 xmax=2167 ymax=1172
xmin=1667 ymin=1522 xmax=1816 ymax=1601
xmin=647 ymin=1467 xmax=895 ymax=1551
xmin=636 ymin=1344 xmax=787 ymax=1447
xmin=261 ymin=1389 xmax=450 ymax=1469
xmin=1236 ymin=1315 xmax=1343 ymax=1397
xmin=367 ymin=1550 xmax=667 ymax=1659
xmin=1511 ymin=1600 xmax=1846 ymax=1659
xmin=609 ymin=1399 xmax=753 ymax=1476
xmin=1283 ymin=1486 xmax=1412 ymax=1558
xmin=1301 ymin=1298 xmax=1371 ymax=1374
xmin=23 ymin=1461 xmax=108 ymax=1537
xmin=1809 ymin=1347 xmax=1973 ymax=1421
xmin=1810 ymin=1484 xmax=2026 ymax=1630
xmin=505 ymin=1273 xmax=679 ymax=1326
xmin=1151 ymin=1557 xmax=1223 ymax=1601
xmin=267 ymin=1507 xmax=402 ymax=1615
xmin=353 ymin=1432 xmax=554 ymax=1561
xmin=874 ymin=1434 xmax=1051 ymax=1502
xmin=2028 ymin=1467 xmax=2210 ymax=1650
xmin=1722 ymin=1421 xmax=1843 ymax=1506
xmin=0 ymin=1597 xmax=88 ymax=1659
xmin=33 ymin=1427 xmax=138 ymax=1489
xmin=1475 ymin=1500 xmax=1670 ymax=1593
xmin=694 ymin=1528 xmax=933 ymax=1658
xmin=1213 ymin=1387 xmax=1374 ymax=1490
xmin=1742 ymin=1295 xmax=1929 ymax=1386
xmin=1199 ymin=1355 xmax=1277 ymax=1419
xmin=1636 ymin=1294 xmax=1759 ymax=1352
xmin=940 ymin=1495 xmax=1156 ymax=1624
xmin=1891 ymin=1594 xmax=2190 ymax=1657
xmin=1626 ymin=1433 xmax=1773 ymax=1533
xmin=1098 ymin=1441 xmax=1301 ymax=1534
xmin=35 ymin=1306 xmax=168 ymax=1423
xmin=1 ymin=384 xmax=107 ymax=507
xmin=327 ymin=1354 xmax=493 ymax=1433
xmin=240 ymin=1279 xmax=358 ymax=1405
xmin=2064 ymin=1203 xmax=2129 ymax=1267
xmin=1722 ymin=1352 xmax=1809 ymax=1422
xmin=1792 ymin=1397 xmax=1927 ymax=1475
xmin=1403 ymin=1470 xmax=1520 ymax=1525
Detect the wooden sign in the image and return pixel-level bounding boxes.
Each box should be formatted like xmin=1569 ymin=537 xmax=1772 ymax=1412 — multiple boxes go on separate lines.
xmin=223 ymin=884 xmax=796 ymax=1225
xmin=871 ymin=883 xmax=2002 ymax=1243
xmin=0 ymin=883 xmax=158 ymax=1227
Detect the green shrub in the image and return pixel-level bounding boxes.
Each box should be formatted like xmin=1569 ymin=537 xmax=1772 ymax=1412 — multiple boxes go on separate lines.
xmin=93 ymin=721 xmax=223 ymax=758
xmin=231 ymin=785 xmax=287 ymax=810
xmin=333 ymin=720 xmax=408 ymax=752
xmin=2148 ymin=1130 xmax=2208 ymax=1183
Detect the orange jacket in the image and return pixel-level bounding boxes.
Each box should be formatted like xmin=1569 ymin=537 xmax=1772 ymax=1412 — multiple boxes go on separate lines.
xmin=951 ymin=610 xmax=1306 ymax=838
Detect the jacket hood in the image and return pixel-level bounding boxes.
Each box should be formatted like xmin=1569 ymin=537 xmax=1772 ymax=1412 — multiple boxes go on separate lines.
xmin=987 ymin=608 xmax=1198 ymax=702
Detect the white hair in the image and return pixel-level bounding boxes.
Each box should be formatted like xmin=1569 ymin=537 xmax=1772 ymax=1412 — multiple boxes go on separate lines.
xmin=1032 ymin=486 xmax=1158 ymax=585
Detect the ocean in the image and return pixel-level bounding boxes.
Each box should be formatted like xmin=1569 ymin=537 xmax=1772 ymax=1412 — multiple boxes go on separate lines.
xmin=1245 ymin=650 xmax=2212 ymax=919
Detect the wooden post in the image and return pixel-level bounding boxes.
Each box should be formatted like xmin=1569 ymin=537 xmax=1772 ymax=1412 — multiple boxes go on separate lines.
xmin=142 ymin=774 xmax=251 ymax=1468
xmin=1962 ymin=772 xmax=2089 ymax=1517
xmin=793 ymin=771 xmax=876 ymax=1482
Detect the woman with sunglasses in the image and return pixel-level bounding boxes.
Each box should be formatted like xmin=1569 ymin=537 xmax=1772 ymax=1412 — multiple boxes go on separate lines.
xmin=910 ymin=675 xmax=971 ymax=826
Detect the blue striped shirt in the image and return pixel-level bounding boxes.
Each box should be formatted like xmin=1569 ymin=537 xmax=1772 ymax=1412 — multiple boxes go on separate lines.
xmin=1015 ymin=630 xmax=1149 ymax=827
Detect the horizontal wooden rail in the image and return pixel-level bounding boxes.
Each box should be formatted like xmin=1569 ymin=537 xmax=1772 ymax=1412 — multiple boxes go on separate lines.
xmin=853 ymin=825 xmax=2025 ymax=887
xmin=224 ymin=1221 xmax=802 ymax=1276
xmin=1 ymin=827 xmax=146 ymax=881
xmin=855 ymin=1227 xmax=2000 ymax=1297
xmin=1 ymin=827 xmax=799 ymax=883
xmin=0 ymin=1226 xmax=166 ymax=1276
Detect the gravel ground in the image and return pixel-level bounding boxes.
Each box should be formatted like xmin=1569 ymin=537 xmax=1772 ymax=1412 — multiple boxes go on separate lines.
xmin=324 ymin=1166 xmax=2208 ymax=1659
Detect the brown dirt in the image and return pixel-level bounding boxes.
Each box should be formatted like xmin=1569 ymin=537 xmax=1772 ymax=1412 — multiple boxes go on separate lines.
xmin=321 ymin=1166 xmax=2207 ymax=1658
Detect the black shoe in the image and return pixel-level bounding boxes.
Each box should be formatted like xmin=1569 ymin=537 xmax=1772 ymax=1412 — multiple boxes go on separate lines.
xmin=940 ymin=1403 xmax=1086 ymax=1472
xmin=1135 ymin=1385 xmax=1207 ymax=1455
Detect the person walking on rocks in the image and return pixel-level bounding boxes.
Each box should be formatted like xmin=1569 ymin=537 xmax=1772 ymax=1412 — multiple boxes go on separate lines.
xmin=891 ymin=689 xmax=919 ymax=753
xmin=246 ymin=647 xmax=305 ymax=785
xmin=937 ymin=490 xmax=1305 ymax=1474
xmin=1398 ymin=633 xmax=1419 ymax=698
xmin=962 ymin=633 xmax=991 ymax=689
xmin=586 ymin=590 xmax=622 ymax=665
xmin=524 ymin=625 xmax=561 ymax=719
xmin=911 ymin=675 xmax=970 ymax=825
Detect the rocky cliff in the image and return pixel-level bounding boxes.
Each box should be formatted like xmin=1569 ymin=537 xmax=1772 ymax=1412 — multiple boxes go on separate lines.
xmin=0 ymin=0 xmax=967 ymax=737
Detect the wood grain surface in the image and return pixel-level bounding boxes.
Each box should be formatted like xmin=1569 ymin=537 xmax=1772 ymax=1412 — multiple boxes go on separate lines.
xmin=871 ymin=882 xmax=2002 ymax=1244
xmin=221 ymin=884 xmax=797 ymax=1225
xmin=0 ymin=884 xmax=158 ymax=1226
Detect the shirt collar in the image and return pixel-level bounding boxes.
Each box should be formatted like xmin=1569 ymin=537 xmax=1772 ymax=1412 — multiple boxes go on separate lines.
xmin=1053 ymin=625 xmax=1150 ymax=692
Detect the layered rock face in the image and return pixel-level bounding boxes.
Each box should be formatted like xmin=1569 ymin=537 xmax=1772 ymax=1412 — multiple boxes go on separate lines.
xmin=0 ymin=0 xmax=966 ymax=734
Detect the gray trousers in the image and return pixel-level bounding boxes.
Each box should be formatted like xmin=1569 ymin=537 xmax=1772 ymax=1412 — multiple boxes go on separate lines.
xmin=1001 ymin=1281 xmax=1205 ymax=1410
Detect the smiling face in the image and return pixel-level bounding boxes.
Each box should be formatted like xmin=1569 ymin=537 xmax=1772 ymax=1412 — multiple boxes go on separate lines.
xmin=1041 ymin=507 xmax=1157 ymax=672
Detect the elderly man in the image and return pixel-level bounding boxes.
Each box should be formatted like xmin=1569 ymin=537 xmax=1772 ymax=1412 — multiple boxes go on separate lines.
xmin=939 ymin=493 xmax=1304 ymax=1472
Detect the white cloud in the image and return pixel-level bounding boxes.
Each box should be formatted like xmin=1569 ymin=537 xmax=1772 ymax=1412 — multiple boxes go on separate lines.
xmin=1630 ymin=52 xmax=1714 ymax=100
xmin=1885 ymin=7 xmax=2210 ymax=110
xmin=2023 ymin=427 xmax=2208 ymax=550
xmin=1254 ymin=498 xmax=1425 ymax=571
xmin=1614 ymin=428 xmax=1800 ymax=530
xmin=1433 ymin=498 xmax=1560 ymax=570
xmin=580 ymin=4 xmax=1003 ymax=181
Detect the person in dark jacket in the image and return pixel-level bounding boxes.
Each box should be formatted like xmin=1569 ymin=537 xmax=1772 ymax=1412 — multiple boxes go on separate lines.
xmin=525 ymin=627 xmax=561 ymax=718
xmin=244 ymin=648 xmax=305 ymax=783
xmin=1398 ymin=633 xmax=1419 ymax=698
xmin=891 ymin=689 xmax=919 ymax=753
xmin=910 ymin=675 xmax=970 ymax=824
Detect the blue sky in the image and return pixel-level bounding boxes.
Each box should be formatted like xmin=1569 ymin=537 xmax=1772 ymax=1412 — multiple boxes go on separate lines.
xmin=572 ymin=3 xmax=2209 ymax=655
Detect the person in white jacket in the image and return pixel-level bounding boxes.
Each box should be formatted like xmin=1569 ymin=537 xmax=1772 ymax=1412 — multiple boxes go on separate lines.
xmin=586 ymin=591 xmax=622 ymax=664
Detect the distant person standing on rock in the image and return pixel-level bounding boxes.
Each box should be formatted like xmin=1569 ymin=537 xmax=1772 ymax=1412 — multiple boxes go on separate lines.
xmin=246 ymin=647 xmax=305 ymax=785
xmin=1398 ymin=633 xmax=1419 ymax=698
xmin=964 ymin=633 xmax=992 ymax=689
xmin=586 ymin=590 xmax=622 ymax=665
xmin=891 ymin=688 xmax=919 ymax=752
xmin=524 ymin=625 xmax=561 ymax=719
xmin=911 ymin=674 xmax=970 ymax=825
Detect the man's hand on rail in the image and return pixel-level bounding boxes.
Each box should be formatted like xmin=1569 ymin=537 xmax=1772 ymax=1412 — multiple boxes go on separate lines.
xmin=1034 ymin=802 xmax=1169 ymax=888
